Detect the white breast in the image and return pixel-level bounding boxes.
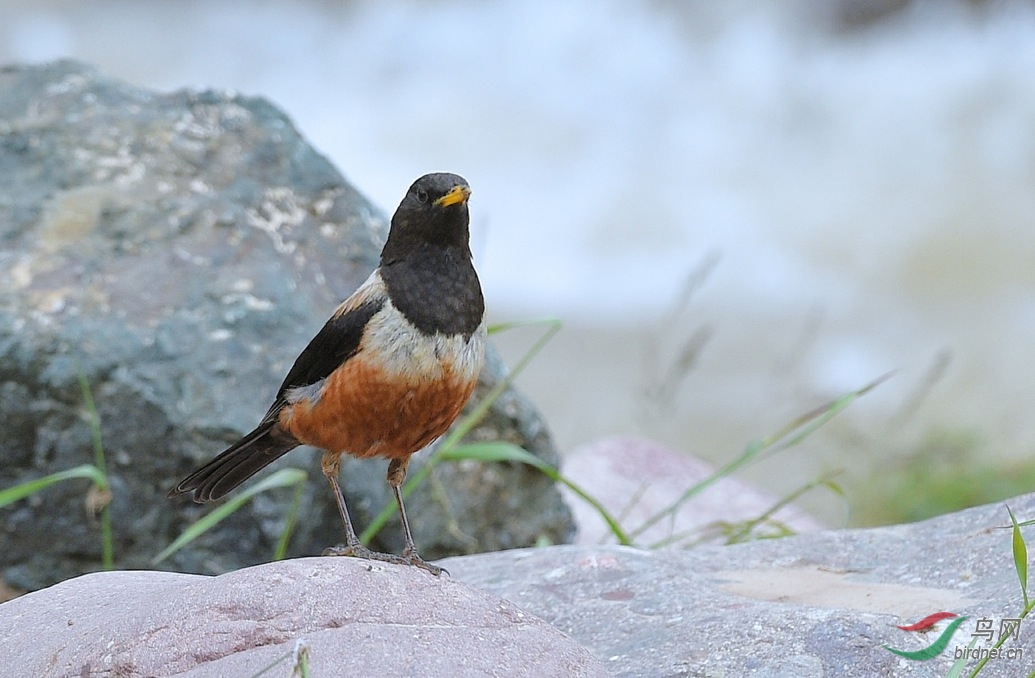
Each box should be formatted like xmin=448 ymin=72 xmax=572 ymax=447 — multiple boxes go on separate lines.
xmin=361 ymin=298 xmax=486 ymax=384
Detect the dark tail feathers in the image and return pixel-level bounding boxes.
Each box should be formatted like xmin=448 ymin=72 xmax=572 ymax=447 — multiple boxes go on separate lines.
xmin=169 ymin=423 xmax=300 ymax=502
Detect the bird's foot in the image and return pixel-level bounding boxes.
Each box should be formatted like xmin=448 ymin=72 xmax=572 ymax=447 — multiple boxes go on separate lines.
xmin=322 ymin=544 xmax=446 ymax=576
xmin=401 ymin=547 xmax=448 ymax=577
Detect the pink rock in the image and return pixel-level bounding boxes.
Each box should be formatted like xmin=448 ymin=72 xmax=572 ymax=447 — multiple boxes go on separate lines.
xmin=561 ymin=436 xmax=824 ymax=547
xmin=0 ymin=557 xmax=608 ymax=677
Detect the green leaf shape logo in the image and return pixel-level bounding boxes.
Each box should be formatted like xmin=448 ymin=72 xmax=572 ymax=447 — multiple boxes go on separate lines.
xmin=882 ymin=615 xmax=969 ymax=661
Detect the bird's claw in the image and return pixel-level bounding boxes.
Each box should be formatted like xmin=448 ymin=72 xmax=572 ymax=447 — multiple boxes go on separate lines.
xmin=322 ymin=543 xmax=446 ymax=576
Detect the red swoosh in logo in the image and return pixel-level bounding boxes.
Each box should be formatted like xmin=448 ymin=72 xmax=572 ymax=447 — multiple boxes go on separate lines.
xmin=896 ymin=612 xmax=958 ymax=632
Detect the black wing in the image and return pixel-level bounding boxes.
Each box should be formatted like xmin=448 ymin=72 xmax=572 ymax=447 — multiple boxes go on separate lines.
xmin=262 ymin=297 xmax=384 ymax=420
xmin=170 ymin=278 xmax=387 ymax=502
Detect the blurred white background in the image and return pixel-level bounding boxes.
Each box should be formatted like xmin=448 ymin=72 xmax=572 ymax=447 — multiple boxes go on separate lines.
xmin=6 ymin=0 xmax=1035 ymax=523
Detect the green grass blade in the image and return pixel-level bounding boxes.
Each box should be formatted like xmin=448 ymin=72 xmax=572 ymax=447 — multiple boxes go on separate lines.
xmin=761 ymin=372 xmax=893 ymax=454
xmin=441 ymin=441 xmax=539 ymax=463
xmin=651 ymin=473 xmax=842 ymax=549
xmin=486 ymin=318 xmax=559 ymax=335
xmin=274 ymin=478 xmax=307 ymax=561
xmin=719 ymin=474 xmax=842 ymax=543
xmin=359 ymin=318 xmax=562 ymax=544
xmin=292 ymin=639 xmax=311 ymax=678
xmin=249 ymin=638 xmax=310 ymax=678
xmin=0 ymin=464 xmax=107 ymax=508
xmin=249 ymin=649 xmax=293 ymax=678
xmin=628 ymin=440 xmax=764 ymax=541
xmin=153 ymin=468 xmax=307 ymax=565
xmin=442 ymin=441 xmax=632 ymax=544
xmin=946 ymin=635 xmax=979 ymax=678
xmin=77 ymin=371 xmax=109 ymax=480
xmin=629 ymin=374 xmax=889 ymax=542
xmin=1008 ymin=505 xmax=1029 ymax=608
xmin=963 ymin=509 xmax=1035 ymax=678
xmin=77 ymin=369 xmax=114 ymax=570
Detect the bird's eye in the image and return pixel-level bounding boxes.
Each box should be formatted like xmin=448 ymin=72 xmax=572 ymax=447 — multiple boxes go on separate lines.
xmin=416 ymin=188 xmax=429 ymax=204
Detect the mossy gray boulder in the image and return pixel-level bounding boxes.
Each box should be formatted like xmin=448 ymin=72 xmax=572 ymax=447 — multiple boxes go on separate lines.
xmin=0 ymin=60 xmax=574 ymax=590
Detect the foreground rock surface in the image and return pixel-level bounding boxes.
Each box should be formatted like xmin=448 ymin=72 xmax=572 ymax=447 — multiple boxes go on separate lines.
xmin=3 ymin=494 xmax=1031 ymax=677
xmin=0 ymin=557 xmax=608 ymax=678
xmin=444 ymin=492 xmax=1035 ymax=677
xmin=0 ymin=60 xmax=573 ymax=591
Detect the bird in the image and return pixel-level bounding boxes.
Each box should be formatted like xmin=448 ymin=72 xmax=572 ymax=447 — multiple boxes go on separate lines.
xmin=169 ymin=172 xmax=486 ymax=576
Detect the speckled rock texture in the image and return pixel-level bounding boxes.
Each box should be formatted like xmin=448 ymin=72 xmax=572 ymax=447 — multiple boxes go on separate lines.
xmin=3 ymin=494 xmax=1029 ymax=677
xmin=0 ymin=60 xmax=573 ymax=591
xmin=0 ymin=557 xmax=609 ymax=678
xmin=443 ymin=493 xmax=1035 ymax=677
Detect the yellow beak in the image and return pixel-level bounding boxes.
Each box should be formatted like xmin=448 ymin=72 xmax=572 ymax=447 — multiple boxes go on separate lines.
xmin=434 ymin=184 xmax=471 ymax=208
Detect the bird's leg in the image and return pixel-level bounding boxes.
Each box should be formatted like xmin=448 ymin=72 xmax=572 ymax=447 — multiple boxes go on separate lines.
xmin=320 ymin=452 xmax=443 ymax=575
xmin=388 ymin=457 xmax=446 ymax=576
xmin=320 ymin=453 xmax=367 ymax=554
xmin=320 ymin=453 xmax=402 ymax=565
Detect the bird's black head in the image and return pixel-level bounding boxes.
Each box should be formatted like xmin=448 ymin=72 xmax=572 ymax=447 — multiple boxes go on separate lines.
xmin=381 ymin=173 xmax=472 ymax=263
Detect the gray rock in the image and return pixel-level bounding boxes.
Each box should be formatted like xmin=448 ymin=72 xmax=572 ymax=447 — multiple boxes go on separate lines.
xmin=0 ymin=557 xmax=609 ymax=677
xmin=0 ymin=60 xmax=573 ymax=591
xmin=442 ymin=493 xmax=1035 ymax=677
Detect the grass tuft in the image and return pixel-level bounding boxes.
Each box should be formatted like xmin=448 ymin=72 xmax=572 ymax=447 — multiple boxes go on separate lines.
xmin=77 ymin=371 xmax=114 ymax=570
xmin=627 ymin=374 xmax=888 ymax=546
xmin=3 ymin=320 xmax=882 ymax=576
xmin=0 ymin=369 xmax=115 ymax=570
xmin=959 ymin=507 xmax=1035 ymax=678
xmin=152 ymin=468 xmax=307 ymax=565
